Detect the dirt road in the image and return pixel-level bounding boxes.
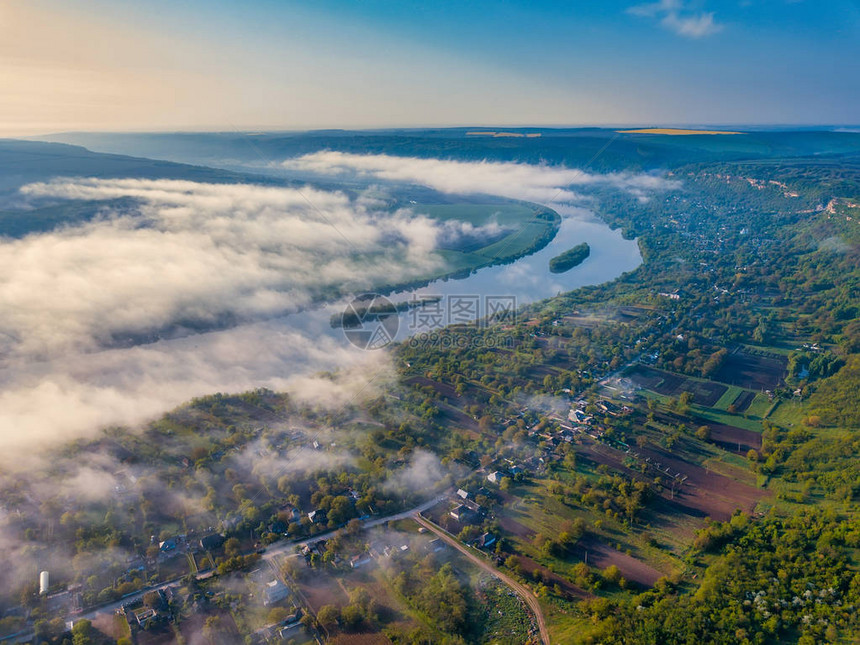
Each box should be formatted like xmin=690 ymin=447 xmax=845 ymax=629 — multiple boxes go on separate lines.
xmin=413 ymin=514 xmax=550 ymax=645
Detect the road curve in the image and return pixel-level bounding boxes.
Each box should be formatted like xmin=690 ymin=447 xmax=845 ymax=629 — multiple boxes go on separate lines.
xmin=413 ymin=514 xmax=550 ymax=645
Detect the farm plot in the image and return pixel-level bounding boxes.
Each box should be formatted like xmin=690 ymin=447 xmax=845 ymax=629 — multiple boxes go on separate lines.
xmin=730 ymin=390 xmax=756 ymax=412
xmin=685 ymin=380 xmax=728 ymax=407
xmin=135 ymin=624 xmax=183 ymax=645
xmin=636 ymin=443 xmax=765 ymax=520
xmin=711 ymin=347 xmax=787 ymax=390
xmin=627 ymin=366 xmax=685 ymax=393
xmin=582 ymin=437 xmax=765 ymax=522
xmin=498 ymin=515 xmax=535 ymax=540
xmin=613 ymin=305 xmax=653 ymax=323
xmin=654 ymin=411 xmax=762 ymax=453
xmin=404 ymin=375 xmax=484 ymax=437
xmin=696 ymin=419 xmax=762 ymax=453
xmin=628 ymin=366 xmax=727 ymax=406
xmin=493 ymin=475 xmax=683 ymax=599
xmin=574 ymin=536 xmax=665 ymax=587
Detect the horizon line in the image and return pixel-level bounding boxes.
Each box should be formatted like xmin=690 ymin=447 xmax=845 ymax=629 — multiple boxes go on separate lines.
xmin=14 ymin=123 xmax=860 ymax=139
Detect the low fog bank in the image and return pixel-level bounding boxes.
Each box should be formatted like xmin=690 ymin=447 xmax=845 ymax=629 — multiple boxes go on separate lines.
xmin=282 ymin=151 xmax=680 ymax=203
xmin=0 ymin=156 xmax=678 ymax=458
xmin=0 ymin=321 xmax=392 ymax=463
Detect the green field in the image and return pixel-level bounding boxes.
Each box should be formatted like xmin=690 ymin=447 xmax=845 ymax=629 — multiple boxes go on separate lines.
xmin=417 ymin=201 xmax=561 ymax=277
xmin=712 ymin=385 xmax=745 ymax=411
xmin=415 ymin=202 xmax=540 ymax=226
xmin=687 ymin=405 xmax=764 ymax=432
xmin=765 ymin=399 xmax=806 ymax=426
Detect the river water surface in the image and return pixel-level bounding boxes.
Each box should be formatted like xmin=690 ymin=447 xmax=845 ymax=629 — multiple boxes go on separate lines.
xmin=280 ymin=202 xmax=641 ymax=346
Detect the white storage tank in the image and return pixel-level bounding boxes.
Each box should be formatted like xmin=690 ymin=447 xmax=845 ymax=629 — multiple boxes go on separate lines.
xmin=39 ymin=570 xmax=49 ymax=596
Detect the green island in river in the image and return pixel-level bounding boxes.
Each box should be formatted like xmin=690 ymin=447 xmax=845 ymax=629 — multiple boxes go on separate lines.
xmin=549 ymin=242 xmax=590 ymax=273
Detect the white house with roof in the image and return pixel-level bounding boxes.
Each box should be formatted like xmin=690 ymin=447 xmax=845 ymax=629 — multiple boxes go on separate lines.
xmin=263 ymin=579 xmax=290 ymax=606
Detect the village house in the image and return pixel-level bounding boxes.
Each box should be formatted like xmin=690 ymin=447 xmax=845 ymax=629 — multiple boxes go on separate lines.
xmin=449 ymin=504 xmax=475 ymax=523
xmin=281 ymin=504 xmax=302 ymax=523
xmin=199 ymin=533 xmax=224 ymax=551
xmin=308 ymin=509 xmax=327 ymax=524
xmin=263 ymin=579 xmax=290 ymax=606
xmin=350 ymin=553 xmax=373 ymax=569
xmin=158 ymin=539 xmax=177 ymax=553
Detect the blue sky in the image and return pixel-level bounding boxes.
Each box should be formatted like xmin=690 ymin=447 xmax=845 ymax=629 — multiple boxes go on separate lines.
xmin=1 ymin=0 xmax=859 ymax=133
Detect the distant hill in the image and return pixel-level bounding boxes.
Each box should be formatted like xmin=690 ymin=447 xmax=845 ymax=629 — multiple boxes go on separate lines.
xmin=0 ymin=138 xmax=263 ymax=194
xmin=0 ymin=139 xmax=310 ymax=239
xmin=34 ymin=128 xmax=860 ymax=174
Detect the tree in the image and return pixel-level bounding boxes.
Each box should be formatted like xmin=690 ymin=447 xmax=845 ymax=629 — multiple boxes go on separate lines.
xmin=504 ymin=555 xmax=522 ymax=575
xmin=601 ymin=564 xmax=622 ymax=586
xmin=224 ymin=537 xmax=241 ymax=557
xmin=281 ymin=557 xmax=303 ymax=581
xmin=317 ymin=605 xmax=340 ymax=630
xmin=277 ymin=475 xmax=293 ymax=495
xmin=415 ymin=564 xmax=468 ymax=635
xmin=678 ymin=391 xmax=692 ymax=414
xmin=71 ymin=619 xmax=93 ymax=645
xmin=340 ymin=603 xmax=364 ymax=631
xmin=300 ymin=613 xmax=316 ymax=631
xmin=572 ymin=562 xmax=592 ymax=587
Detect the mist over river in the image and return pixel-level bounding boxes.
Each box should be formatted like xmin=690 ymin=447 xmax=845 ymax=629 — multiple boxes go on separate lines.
xmin=272 ymin=201 xmax=641 ymax=345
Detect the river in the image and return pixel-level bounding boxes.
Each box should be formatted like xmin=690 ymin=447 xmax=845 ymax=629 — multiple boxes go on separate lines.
xmin=275 ymin=202 xmax=642 ymax=348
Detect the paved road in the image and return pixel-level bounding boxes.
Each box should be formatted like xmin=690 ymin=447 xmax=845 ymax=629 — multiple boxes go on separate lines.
xmin=413 ymin=514 xmax=551 ymax=645
xmin=263 ymin=494 xmax=447 ymax=560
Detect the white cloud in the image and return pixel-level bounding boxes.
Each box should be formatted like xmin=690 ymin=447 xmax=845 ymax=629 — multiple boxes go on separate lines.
xmin=383 ymin=449 xmax=460 ymax=494
xmin=235 ymin=441 xmax=356 ymax=485
xmin=6 ymin=178 xmax=446 ymax=358
xmin=628 ymin=0 xmax=722 ymax=38
xmin=282 ymin=151 xmax=677 ymax=203
xmin=0 ymin=159 xmax=675 ymax=460
xmin=0 ymin=177 xmax=449 ymax=459
xmin=0 ymin=319 xmax=392 ymax=464
xmin=662 ymin=11 xmax=720 ymax=38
